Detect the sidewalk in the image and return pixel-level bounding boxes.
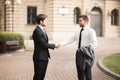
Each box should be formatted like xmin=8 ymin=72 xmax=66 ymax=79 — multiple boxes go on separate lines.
xmin=0 ymin=38 xmax=120 ymax=80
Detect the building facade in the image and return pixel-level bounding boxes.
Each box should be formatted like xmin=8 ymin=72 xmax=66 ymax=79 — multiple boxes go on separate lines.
xmin=0 ymin=0 xmax=120 ymax=41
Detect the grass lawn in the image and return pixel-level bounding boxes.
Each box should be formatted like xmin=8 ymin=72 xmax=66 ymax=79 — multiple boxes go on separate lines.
xmin=102 ymin=53 xmax=120 ymax=75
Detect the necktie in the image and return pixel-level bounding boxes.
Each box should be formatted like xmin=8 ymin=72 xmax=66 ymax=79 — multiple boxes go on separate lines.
xmin=43 ymin=28 xmax=50 ymax=58
xmin=43 ymin=28 xmax=46 ymax=33
xmin=43 ymin=28 xmax=48 ymax=40
xmin=78 ymin=29 xmax=84 ymax=48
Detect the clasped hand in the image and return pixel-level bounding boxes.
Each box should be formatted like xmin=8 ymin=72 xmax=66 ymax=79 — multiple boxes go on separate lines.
xmin=55 ymin=43 xmax=61 ymax=49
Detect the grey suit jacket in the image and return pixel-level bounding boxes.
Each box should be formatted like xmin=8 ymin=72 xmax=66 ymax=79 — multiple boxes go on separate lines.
xmin=80 ymin=46 xmax=94 ymax=67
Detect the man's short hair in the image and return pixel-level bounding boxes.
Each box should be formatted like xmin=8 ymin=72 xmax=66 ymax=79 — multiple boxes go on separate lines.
xmin=36 ymin=14 xmax=47 ymax=24
xmin=79 ymin=15 xmax=89 ymax=22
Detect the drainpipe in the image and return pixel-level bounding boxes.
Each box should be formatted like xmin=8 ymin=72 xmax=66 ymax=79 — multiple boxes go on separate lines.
xmin=4 ymin=0 xmax=6 ymax=31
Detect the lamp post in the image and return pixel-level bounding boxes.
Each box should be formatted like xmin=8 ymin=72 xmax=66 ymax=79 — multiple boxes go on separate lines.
xmin=5 ymin=0 xmax=21 ymax=32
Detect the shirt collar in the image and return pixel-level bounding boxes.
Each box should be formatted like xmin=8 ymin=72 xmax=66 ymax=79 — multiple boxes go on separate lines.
xmin=82 ymin=25 xmax=89 ymax=30
xmin=38 ymin=25 xmax=44 ymax=30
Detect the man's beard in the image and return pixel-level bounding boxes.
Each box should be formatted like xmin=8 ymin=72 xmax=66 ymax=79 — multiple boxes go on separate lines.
xmin=80 ymin=24 xmax=84 ymax=27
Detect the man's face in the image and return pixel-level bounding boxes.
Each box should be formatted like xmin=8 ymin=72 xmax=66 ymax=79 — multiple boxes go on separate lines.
xmin=40 ymin=18 xmax=47 ymax=27
xmin=78 ymin=18 xmax=86 ymax=28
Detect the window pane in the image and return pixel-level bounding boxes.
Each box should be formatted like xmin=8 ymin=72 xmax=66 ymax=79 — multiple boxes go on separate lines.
xmin=74 ymin=7 xmax=80 ymax=24
xmin=27 ymin=7 xmax=37 ymax=24
xmin=111 ymin=9 xmax=119 ymax=26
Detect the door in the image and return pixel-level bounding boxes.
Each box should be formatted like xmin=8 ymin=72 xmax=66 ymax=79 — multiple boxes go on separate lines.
xmin=90 ymin=7 xmax=102 ymax=37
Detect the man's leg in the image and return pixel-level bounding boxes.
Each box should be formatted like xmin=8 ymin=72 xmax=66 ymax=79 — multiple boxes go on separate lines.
xmin=33 ymin=60 xmax=48 ymax=80
xmin=76 ymin=52 xmax=85 ymax=80
xmin=85 ymin=63 xmax=92 ymax=80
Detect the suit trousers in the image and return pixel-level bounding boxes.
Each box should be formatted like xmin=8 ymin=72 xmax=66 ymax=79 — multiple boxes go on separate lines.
xmin=33 ymin=60 xmax=48 ymax=80
xmin=76 ymin=51 xmax=92 ymax=80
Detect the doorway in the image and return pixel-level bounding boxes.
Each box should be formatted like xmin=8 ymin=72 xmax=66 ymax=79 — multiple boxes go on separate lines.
xmin=90 ymin=7 xmax=102 ymax=37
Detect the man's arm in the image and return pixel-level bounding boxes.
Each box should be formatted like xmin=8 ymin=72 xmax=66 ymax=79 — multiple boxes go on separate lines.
xmin=35 ymin=30 xmax=57 ymax=49
xmin=60 ymin=32 xmax=76 ymax=46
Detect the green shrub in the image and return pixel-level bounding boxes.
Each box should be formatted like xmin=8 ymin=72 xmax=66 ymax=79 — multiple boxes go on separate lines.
xmin=0 ymin=32 xmax=24 ymax=47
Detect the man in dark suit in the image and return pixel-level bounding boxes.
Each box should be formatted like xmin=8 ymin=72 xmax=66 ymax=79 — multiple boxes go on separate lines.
xmin=32 ymin=14 xmax=60 ymax=80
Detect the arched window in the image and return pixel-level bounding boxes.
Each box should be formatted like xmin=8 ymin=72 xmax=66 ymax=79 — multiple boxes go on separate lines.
xmin=111 ymin=9 xmax=119 ymax=25
xmin=74 ymin=7 xmax=81 ymax=24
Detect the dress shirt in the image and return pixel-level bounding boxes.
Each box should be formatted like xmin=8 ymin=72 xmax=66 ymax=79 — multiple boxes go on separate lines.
xmin=38 ymin=25 xmax=46 ymax=33
xmin=60 ymin=25 xmax=97 ymax=49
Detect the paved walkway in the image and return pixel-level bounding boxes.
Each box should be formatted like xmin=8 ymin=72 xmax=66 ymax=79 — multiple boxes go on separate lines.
xmin=0 ymin=38 xmax=120 ymax=80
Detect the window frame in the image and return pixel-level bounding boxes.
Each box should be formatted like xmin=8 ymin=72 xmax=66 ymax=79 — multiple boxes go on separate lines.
xmin=74 ymin=7 xmax=81 ymax=24
xmin=111 ymin=9 xmax=119 ymax=26
xmin=27 ymin=6 xmax=37 ymax=25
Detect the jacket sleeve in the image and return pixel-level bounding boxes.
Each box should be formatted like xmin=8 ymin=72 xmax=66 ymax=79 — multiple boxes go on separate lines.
xmin=35 ymin=29 xmax=55 ymax=49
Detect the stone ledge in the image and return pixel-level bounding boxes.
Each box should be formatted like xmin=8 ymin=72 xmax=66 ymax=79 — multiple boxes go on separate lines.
xmin=97 ymin=57 xmax=120 ymax=80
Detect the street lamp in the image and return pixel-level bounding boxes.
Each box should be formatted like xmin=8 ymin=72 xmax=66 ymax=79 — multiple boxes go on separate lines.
xmin=5 ymin=0 xmax=21 ymax=32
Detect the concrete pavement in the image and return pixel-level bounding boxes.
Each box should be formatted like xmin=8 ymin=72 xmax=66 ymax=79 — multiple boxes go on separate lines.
xmin=0 ymin=38 xmax=120 ymax=80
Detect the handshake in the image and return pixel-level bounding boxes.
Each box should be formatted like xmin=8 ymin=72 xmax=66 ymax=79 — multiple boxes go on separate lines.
xmin=55 ymin=43 xmax=61 ymax=49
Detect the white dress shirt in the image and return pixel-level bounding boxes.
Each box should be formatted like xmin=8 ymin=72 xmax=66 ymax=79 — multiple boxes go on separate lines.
xmin=38 ymin=25 xmax=46 ymax=33
xmin=60 ymin=25 xmax=97 ymax=49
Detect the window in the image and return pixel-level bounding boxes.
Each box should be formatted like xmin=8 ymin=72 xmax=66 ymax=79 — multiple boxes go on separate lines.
xmin=27 ymin=6 xmax=37 ymax=24
xmin=74 ymin=7 xmax=81 ymax=24
xmin=111 ymin=9 xmax=119 ymax=25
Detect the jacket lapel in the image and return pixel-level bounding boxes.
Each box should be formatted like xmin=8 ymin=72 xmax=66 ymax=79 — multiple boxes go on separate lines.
xmin=37 ymin=26 xmax=48 ymax=41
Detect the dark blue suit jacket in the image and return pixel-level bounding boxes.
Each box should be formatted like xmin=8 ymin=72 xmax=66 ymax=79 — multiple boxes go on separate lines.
xmin=32 ymin=26 xmax=55 ymax=62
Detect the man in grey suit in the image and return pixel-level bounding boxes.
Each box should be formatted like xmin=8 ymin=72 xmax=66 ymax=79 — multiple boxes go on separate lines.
xmin=32 ymin=14 xmax=60 ymax=80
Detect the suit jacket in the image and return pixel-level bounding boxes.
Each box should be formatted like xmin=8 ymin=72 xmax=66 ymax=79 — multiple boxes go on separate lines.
xmin=32 ymin=26 xmax=55 ymax=62
xmin=80 ymin=46 xmax=94 ymax=60
xmin=77 ymin=46 xmax=94 ymax=68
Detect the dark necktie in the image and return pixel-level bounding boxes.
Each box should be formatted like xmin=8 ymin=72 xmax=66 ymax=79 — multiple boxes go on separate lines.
xmin=43 ymin=29 xmax=50 ymax=58
xmin=43 ymin=29 xmax=48 ymax=40
xmin=78 ymin=29 xmax=84 ymax=48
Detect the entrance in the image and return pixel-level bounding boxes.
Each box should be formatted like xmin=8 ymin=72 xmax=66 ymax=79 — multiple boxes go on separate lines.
xmin=90 ymin=7 xmax=102 ymax=37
